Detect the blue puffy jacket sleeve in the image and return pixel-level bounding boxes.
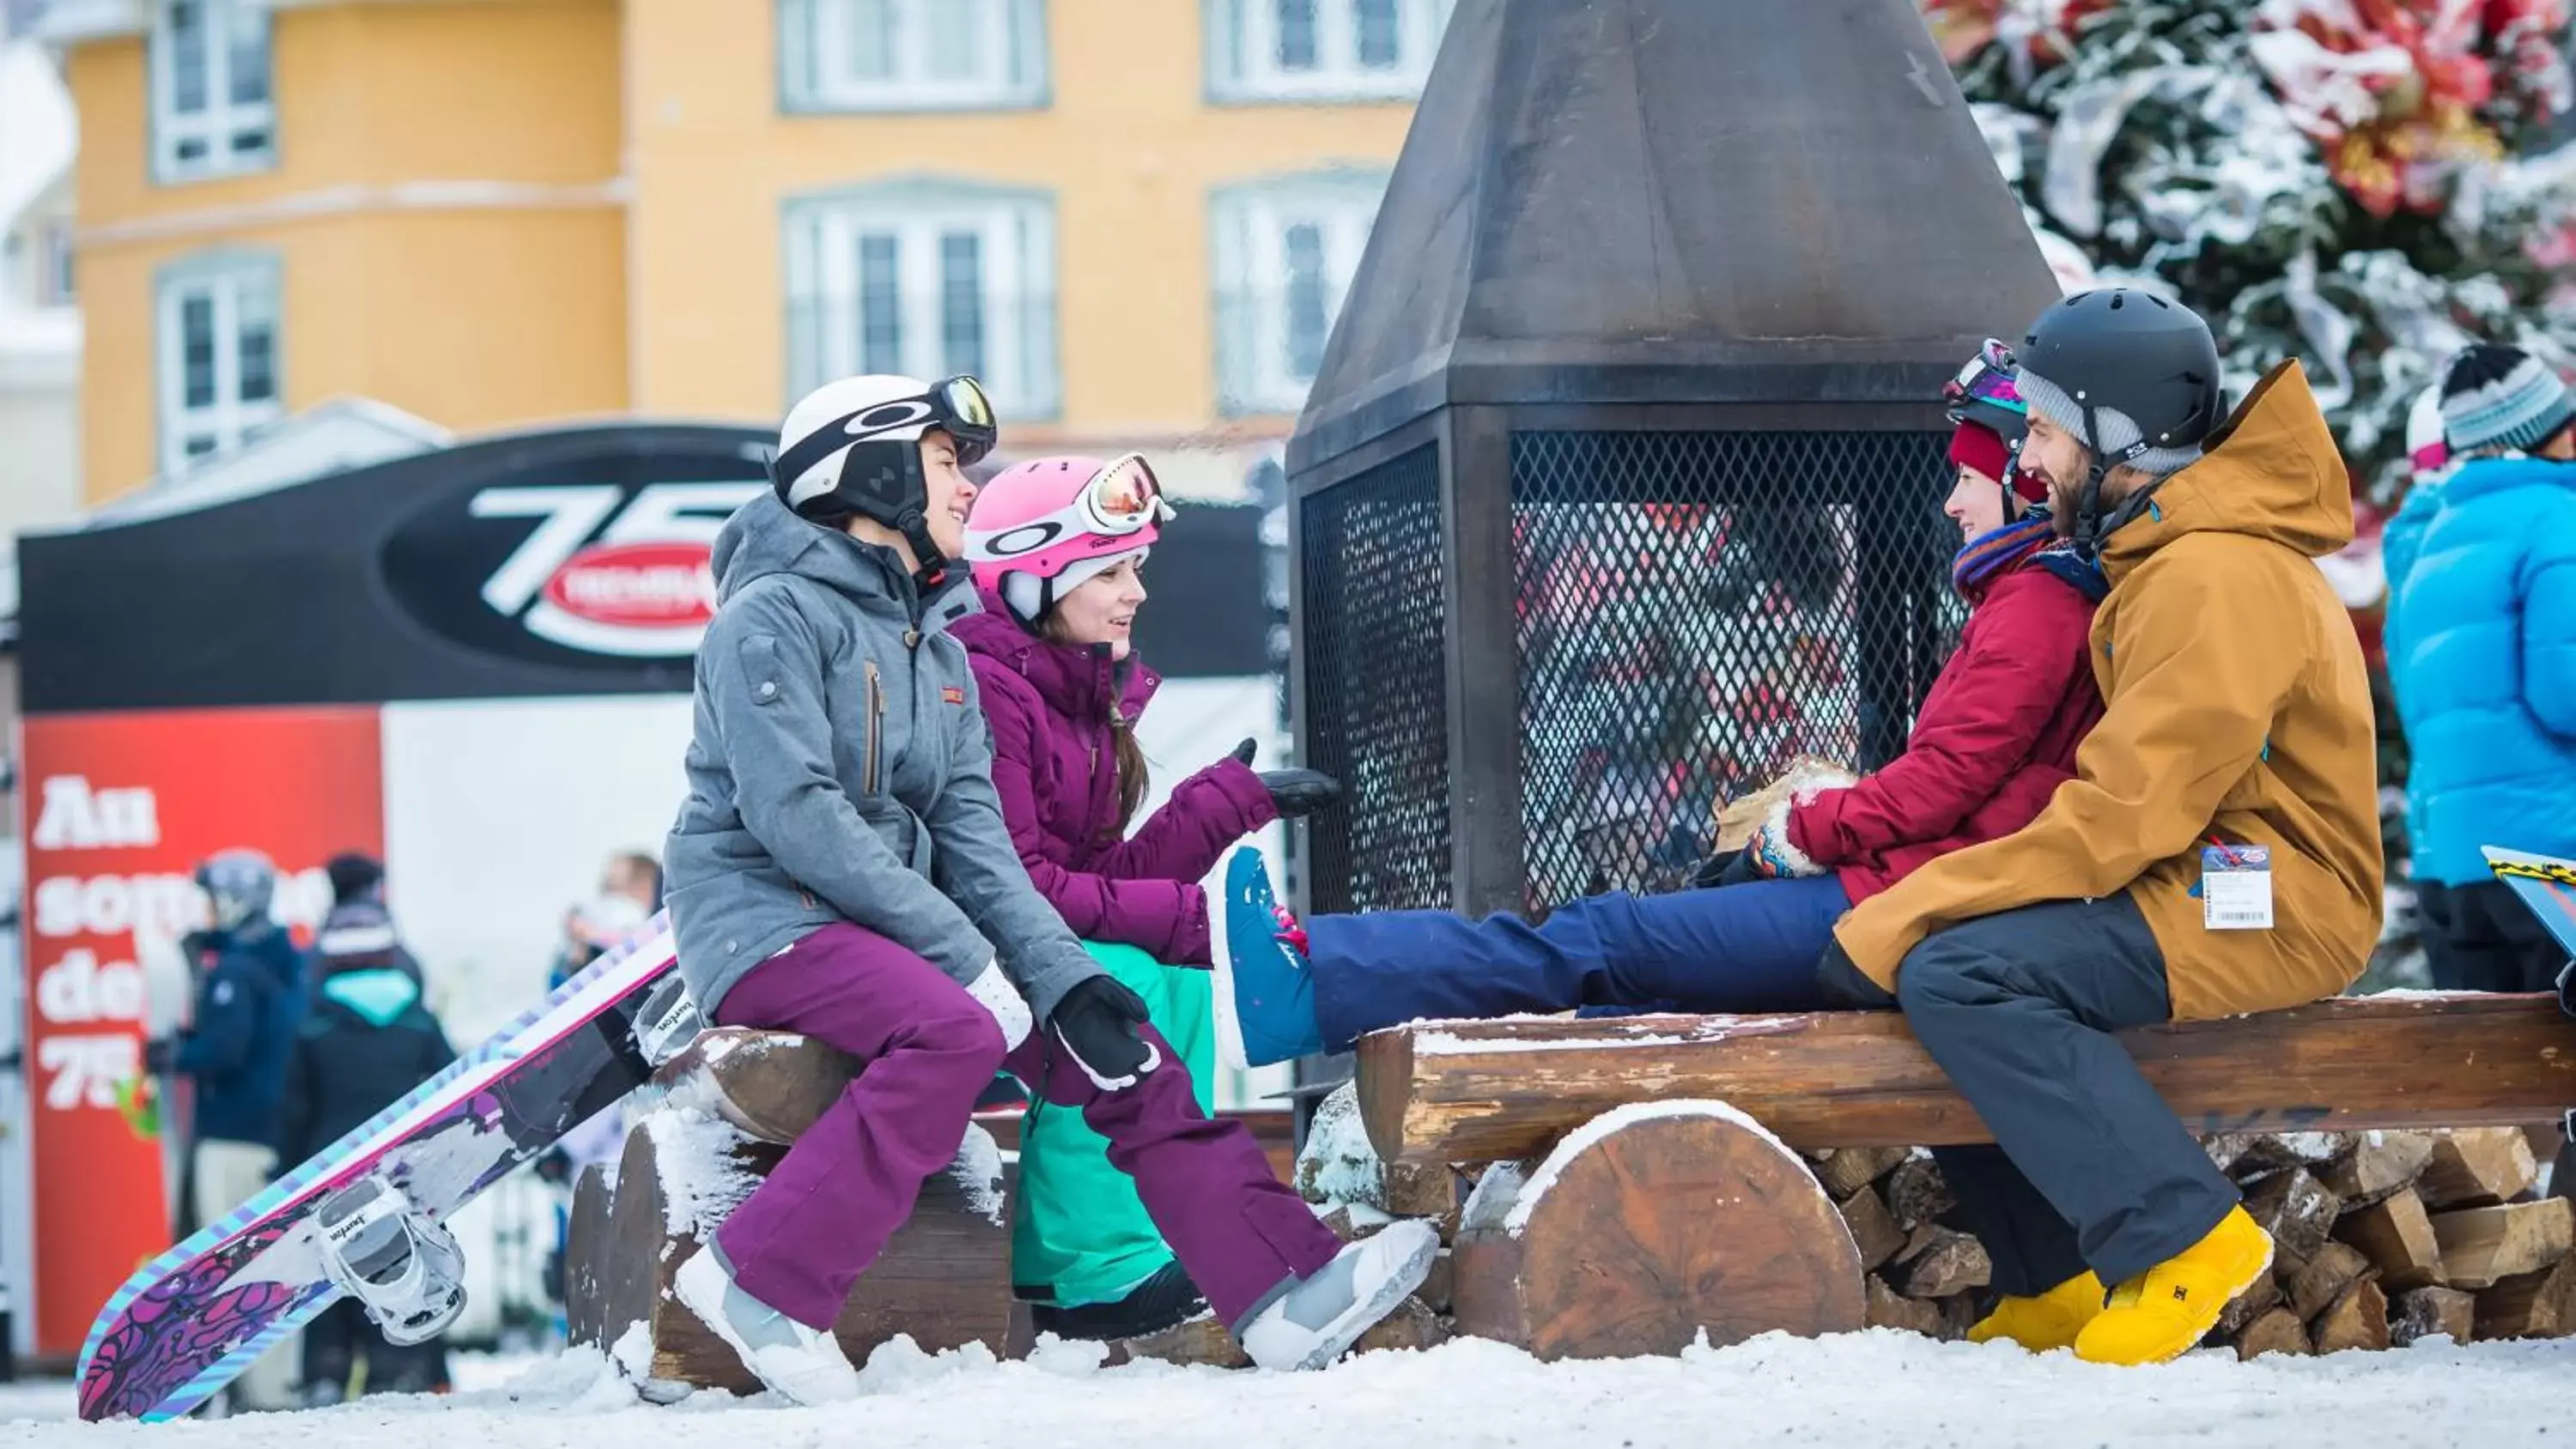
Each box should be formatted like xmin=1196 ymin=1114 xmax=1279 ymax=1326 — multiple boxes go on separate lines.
xmin=2524 ymin=501 xmax=2576 ymax=736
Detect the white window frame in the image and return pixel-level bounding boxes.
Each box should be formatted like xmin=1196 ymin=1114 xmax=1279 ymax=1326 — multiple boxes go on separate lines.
xmin=778 ymin=0 xmax=1048 ymax=113
xmin=149 ymin=0 xmax=276 ymax=184
xmin=37 ymin=221 xmax=74 ymax=306
xmin=156 ymin=252 xmax=283 ymax=478
xmin=1206 ymin=0 xmax=1454 ymax=104
xmin=1210 ymin=171 xmax=1386 ymax=416
xmin=783 ymin=179 xmax=1060 ymax=421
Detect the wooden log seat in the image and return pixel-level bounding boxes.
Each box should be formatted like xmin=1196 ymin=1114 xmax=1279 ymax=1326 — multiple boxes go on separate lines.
xmin=572 ymin=1106 xmax=1014 ymax=1396
xmin=1449 ymin=1100 xmax=1865 ymax=1360
xmin=1342 ymin=992 xmax=2576 ymax=1362
xmin=1356 ymin=993 xmax=2576 ymax=1168
xmin=577 ymin=1025 xmax=1322 ymax=1389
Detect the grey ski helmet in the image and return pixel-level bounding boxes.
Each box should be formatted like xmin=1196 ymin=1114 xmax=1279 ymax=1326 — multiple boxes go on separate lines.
xmin=2014 ymin=288 xmax=2224 ymax=559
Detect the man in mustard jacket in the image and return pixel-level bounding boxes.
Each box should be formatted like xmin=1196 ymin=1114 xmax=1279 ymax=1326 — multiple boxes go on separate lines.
xmin=1828 ymin=290 xmax=2383 ymax=1365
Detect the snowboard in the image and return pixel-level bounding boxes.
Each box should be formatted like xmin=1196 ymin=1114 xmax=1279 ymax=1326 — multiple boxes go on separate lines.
xmin=2481 ymin=846 xmax=2576 ymax=1010
xmin=76 ymin=913 xmax=689 ymax=1422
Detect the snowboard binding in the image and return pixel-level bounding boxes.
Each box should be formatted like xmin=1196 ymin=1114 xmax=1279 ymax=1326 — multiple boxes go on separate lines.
xmin=633 ymin=973 xmax=705 ymax=1068
xmin=313 ymin=1175 xmax=467 ymax=1345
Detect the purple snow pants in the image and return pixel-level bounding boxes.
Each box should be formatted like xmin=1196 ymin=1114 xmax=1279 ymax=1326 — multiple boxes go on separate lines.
xmin=709 ymin=921 xmax=1340 ymax=1330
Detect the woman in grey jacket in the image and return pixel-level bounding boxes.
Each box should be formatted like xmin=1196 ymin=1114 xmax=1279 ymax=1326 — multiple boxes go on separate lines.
xmin=661 ymin=373 xmax=1433 ymax=1404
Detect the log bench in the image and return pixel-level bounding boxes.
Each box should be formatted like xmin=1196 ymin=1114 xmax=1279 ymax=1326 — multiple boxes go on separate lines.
xmin=1347 ymin=993 xmax=2576 ymax=1361
xmin=562 ymin=1027 xmax=1345 ymax=1392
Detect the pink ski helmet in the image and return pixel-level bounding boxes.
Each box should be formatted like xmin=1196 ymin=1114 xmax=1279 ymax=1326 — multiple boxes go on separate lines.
xmin=965 ymin=453 xmax=1176 ymax=624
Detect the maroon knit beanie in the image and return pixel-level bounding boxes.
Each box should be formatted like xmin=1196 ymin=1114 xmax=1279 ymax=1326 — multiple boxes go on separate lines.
xmin=1948 ymin=420 xmax=2046 ymax=505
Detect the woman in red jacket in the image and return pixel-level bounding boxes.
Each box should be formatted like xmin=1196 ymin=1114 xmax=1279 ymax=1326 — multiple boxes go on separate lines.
xmin=1211 ymin=345 xmax=2111 ymax=1070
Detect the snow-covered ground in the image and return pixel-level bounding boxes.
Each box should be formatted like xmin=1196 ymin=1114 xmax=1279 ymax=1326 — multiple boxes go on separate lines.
xmin=3 ymin=1330 xmax=2572 ymax=1447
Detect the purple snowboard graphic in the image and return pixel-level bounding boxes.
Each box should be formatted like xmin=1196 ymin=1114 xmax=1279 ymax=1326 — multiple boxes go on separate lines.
xmin=76 ymin=918 xmax=679 ymax=1422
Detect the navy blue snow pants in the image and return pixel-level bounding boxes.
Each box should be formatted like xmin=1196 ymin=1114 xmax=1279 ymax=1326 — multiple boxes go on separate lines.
xmin=1303 ymin=874 xmax=1855 ymax=1053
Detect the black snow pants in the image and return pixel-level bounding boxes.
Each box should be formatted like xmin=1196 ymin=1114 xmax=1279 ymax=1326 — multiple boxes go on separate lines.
xmin=1824 ymin=894 xmax=2242 ymax=1294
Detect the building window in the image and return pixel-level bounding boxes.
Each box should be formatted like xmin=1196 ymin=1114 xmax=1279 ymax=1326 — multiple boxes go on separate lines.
xmin=37 ymin=221 xmax=73 ymax=306
xmin=784 ymin=180 xmax=1059 ymax=420
xmin=778 ymin=0 xmax=1048 ymax=112
xmin=156 ymin=254 xmax=282 ymax=476
xmin=1211 ymin=172 xmax=1386 ymax=415
xmin=150 ymin=0 xmax=275 ymax=183
xmin=1206 ymin=0 xmax=1453 ymax=104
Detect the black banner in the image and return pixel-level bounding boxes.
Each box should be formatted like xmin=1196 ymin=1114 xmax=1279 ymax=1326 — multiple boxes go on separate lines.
xmin=20 ymin=423 xmax=1273 ymax=713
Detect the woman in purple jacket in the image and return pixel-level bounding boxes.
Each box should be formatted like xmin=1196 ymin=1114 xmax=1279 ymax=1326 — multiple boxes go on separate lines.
xmin=955 ymin=452 xmax=1340 ymax=1342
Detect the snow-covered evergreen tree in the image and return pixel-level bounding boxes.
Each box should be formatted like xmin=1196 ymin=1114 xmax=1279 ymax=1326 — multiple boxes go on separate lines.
xmin=1925 ymin=1 xmax=2576 ymax=983
xmin=1927 ymin=0 xmax=2576 ymax=501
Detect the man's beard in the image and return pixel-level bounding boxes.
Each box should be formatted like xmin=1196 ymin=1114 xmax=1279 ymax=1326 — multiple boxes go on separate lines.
xmin=2043 ymin=477 xmax=2078 ymax=537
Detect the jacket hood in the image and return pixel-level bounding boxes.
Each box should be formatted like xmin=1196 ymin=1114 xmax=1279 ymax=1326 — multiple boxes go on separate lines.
xmin=320 ymin=966 xmax=420 ymax=1028
xmin=710 ymin=491 xmax=977 ymax=626
xmin=952 ymin=583 xmax=1160 ymax=723
xmin=2433 ymin=452 xmax=2576 ymax=509
xmin=2102 ymin=360 xmax=2354 ymax=580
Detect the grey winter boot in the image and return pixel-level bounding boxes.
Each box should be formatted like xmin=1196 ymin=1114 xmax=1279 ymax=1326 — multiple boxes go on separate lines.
xmin=671 ymin=1245 xmax=858 ymax=1404
xmin=1237 ymin=1220 xmax=1438 ymax=1371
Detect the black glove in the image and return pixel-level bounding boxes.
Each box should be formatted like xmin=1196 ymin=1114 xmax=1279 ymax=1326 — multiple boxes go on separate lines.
xmin=1814 ymin=937 xmax=1898 ymax=1010
xmin=1258 ymin=767 xmax=1342 ymax=818
xmin=1690 ymin=847 xmax=1766 ymax=892
xmin=1048 ymin=975 xmax=1160 ymax=1091
xmin=1230 ymin=737 xmax=1257 ymax=767
xmin=143 ymin=1037 xmax=175 ymax=1075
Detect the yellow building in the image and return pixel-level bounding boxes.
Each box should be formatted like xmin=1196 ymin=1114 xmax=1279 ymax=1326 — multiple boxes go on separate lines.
xmin=42 ymin=0 xmax=1449 ymax=503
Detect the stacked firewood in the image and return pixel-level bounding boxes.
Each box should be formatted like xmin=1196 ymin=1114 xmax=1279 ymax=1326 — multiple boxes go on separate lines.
xmin=2202 ymin=1126 xmax=2573 ymax=1356
xmin=1799 ymin=1146 xmax=1991 ymax=1339
xmin=1807 ymin=1127 xmax=2574 ymax=1355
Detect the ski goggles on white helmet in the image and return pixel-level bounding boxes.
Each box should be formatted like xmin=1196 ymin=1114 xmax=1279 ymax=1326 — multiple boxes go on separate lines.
xmin=914 ymin=373 xmax=998 ymax=465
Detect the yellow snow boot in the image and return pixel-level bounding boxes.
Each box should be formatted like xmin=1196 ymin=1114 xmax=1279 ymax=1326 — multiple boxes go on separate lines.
xmin=2074 ymin=1207 xmax=2275 ymax=1367
xmin=1964 ymin=1270 xmax=2107 ymax=1352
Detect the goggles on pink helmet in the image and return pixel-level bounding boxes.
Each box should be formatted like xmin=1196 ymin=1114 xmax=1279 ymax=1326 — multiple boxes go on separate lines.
xmin=965 ymin=453 xmax=1175 ymax=623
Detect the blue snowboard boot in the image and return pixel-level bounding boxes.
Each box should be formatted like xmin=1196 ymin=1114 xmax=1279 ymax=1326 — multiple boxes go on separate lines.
xmin=1211 ymin=847 xmax=1327 ymax=1070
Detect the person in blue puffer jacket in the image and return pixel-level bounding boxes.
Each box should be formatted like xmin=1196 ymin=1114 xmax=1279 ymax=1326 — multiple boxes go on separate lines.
xmin=2385 ymin=343 xmax=2576 ymax=992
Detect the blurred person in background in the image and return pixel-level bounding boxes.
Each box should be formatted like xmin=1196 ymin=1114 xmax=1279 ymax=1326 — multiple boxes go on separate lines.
xmin=145 ymin=847 xmax=307 ymax=1410
xmin=2385 ymin=345 xmax=2576 ymax=994
xmin=955 ymin=453 xmax=1341 ymax=1341
xmin=275 ymin=901 xmax=459 ymax=1404
xmin=316 ymin=851 xmax=424 ymax=996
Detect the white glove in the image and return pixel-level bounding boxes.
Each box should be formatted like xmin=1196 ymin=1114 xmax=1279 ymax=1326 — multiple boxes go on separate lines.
xmin=1751 ymin=798 xmax=1829 ymax=879
xmin=963 ymin=961 xmax=1031 ymax=1051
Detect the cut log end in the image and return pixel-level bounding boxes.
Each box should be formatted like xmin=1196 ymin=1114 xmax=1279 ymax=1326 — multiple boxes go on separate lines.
xmin=2234 ymin=1307 xmax=2312 ymax=1360
xmin=653 ymin=1028 xmax=860 ymax=1146
xmin=2391 ymin=1286 xmax=2477 ymax=1348
xmin=1451 ymin=1102 xmax=1865 ymax=1361
xmin=2313 ymin=1278 xmax=2391 ymax=1355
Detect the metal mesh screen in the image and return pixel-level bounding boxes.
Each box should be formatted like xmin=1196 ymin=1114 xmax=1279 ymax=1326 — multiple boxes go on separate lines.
xmin=1512 ymin=430 xmax=1959 ymax=908
xmin=1297 ymin=445 xmax=1450 ymax=914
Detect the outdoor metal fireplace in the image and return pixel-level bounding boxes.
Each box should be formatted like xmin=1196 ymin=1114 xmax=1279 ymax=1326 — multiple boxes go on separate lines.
xmin=1285 ymin=0 xmax=2064 ymax=931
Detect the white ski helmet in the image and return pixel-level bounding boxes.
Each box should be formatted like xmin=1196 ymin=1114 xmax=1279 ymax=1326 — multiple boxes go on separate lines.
xmin=767 ymin=373 xmax=997 ymax=578
xmin=2405 ymin=380 xmax=2451 ymax=485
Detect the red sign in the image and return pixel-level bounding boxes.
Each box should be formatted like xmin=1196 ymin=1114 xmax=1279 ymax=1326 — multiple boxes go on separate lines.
xmin=541 ymin=541 xmax=718 ymax=629
xmin=19 ymin=706 xmax=383 ymax=1355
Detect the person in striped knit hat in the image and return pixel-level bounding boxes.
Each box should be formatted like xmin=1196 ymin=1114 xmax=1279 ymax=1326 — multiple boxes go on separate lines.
xmin=2385 ymin=343 xmax=2576 ymax=996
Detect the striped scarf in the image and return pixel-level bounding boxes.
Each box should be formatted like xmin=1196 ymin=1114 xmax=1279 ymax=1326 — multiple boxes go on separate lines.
xmin=1950 ymin=513 xmax=2109 ymax=603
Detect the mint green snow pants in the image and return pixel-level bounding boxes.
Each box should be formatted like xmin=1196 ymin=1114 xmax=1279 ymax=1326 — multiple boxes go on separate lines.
xmin=1011 ymin=940 xmax=1215 ymax=1307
